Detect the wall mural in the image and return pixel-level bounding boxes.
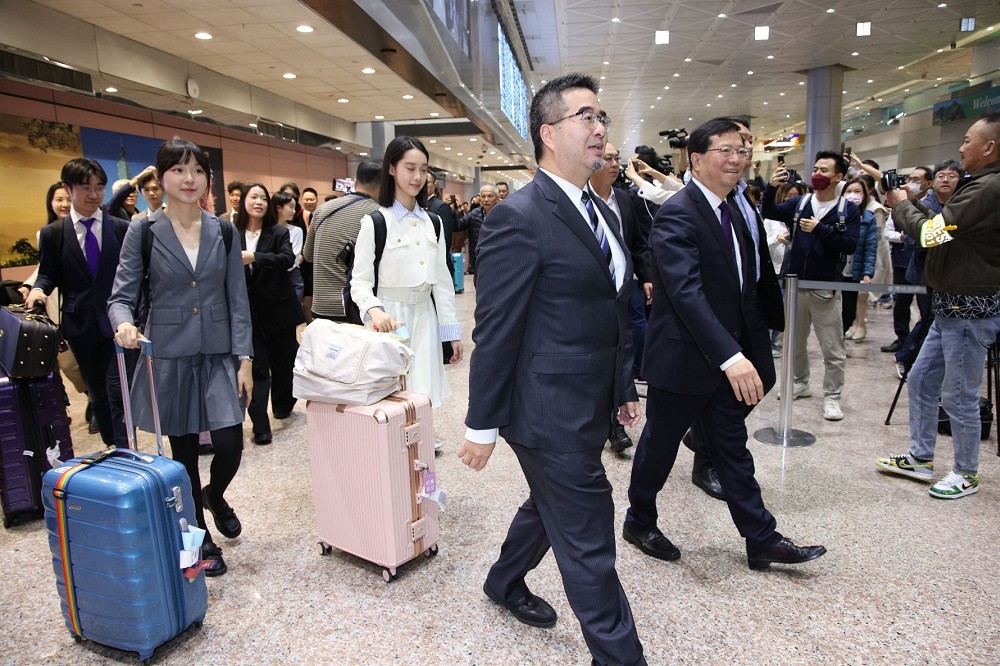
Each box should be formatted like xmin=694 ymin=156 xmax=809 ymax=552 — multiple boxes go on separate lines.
xmin=0 ymin=112 xmax=225 ymax=266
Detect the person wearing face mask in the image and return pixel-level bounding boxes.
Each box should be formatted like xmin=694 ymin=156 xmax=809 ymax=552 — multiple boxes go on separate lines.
xmin=763 ymin=151 xmax=860 ymax=421
xmin=840 ymin=178 xmax=879 ymax=341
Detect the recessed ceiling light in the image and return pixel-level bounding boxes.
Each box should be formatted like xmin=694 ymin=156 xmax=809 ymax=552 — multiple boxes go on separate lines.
xmin=763 ymin=101 xmax=768 ymax=105
xmin=467 ymin=157 xmax=473 ymax=161
xmin=718 ymin=13 xmax=726 ymax=18
xmin=429 ymin=139 xmax=437 ymax=144
xmin=878 ymin=98 xmax=883 ymax=101
xmin=296 ymin=25 xmax=313 ymax=33
xmin=857 ymin=21 xmax=871 ymax=36
xmin=249 ymin=123 xmax=257 ymax=128
xmin=684 ymin=57 xmax=692 ymax=62
xmin=359 ymin=152 xmax=368 ymax=156
xmin=767 ymin=55 xmax=774 ymax=59
xmin=402 ymin=94 xmax=414 ymax=99
xmin=195 ymin=32 xmax=212 ymax=40
xmin=755 ymin=26 xmax=769 ymax=40
xmin=490 ymin=150 xmax=496 ymax=155
xmin=786 ymin=114 xmax=791 ymax=118
xmin=937 ymin=48 xmax=944 ymax=52
xmin=283 ymin=73 xmax=296 ymax=79
xmin=444 ymin=147 xmax=451 ymax=151
xmin=656 ymin=96 xmax=662 ymax=100
xmin=706 ymin=103 xmax=712 ymax=107
xmin=602 ymin=61 xmax=609 ymax=65
xmin=731 ymin=83 xmax=737 ymax=88
xmin=747 ymin=70 xmax=754 ymax=75
xmin=335 ymin=146 xmax=341 ymax=150
xmin=937 ymin=77 xmax=943 ymax=80
xmin=187 ymin=109 xmax=202 ymax=115
xmin=429 ymin=112 xmax=440 ymax=117
xmin=851 ymin=51 xmax=859 ymax=56
xmin=655 ymin=30 xmax=669 ymax=44
xmin=798 ymin=81 xmax=805 ymax=85
xmin=650 ymin=105 xmax=655 ymax=109
xmin=904 ymin=88 xmax=910 ymax=92
xmin=600 ymin=76 xmax=606 ymax=80
xmin=826 ymin=8 xmax=835 ymax=13
xmin=374 ymin=115 xmax=384 ymax=120
xmin=105 ymin=87 xmax=117 ymax=93
xmin=457 ymin=152 xmax=464 ymax=156
xmin=664 ymin=86 xmax=670 ymax=90
xmin=867 ymin=79 xmax=874 ymax=83
xmin=469 ymin=138 xmax=477 ymax=142
xmin=938 ymin=2 xmax=947 ymax=6
xmin=717 ymin=94 xmax=723 ymax=98
xmin=611 ymin=17 xmax=620 ymax=23
xmin=337 ymin=98 xmax=349 ymax=103
xmin=362 ymin=67 xmax=375 ymax=74
xmin=779 ymin=92 xmax=785 ymax=96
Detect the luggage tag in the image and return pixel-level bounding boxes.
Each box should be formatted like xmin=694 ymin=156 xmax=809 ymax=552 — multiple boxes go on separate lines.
xmin=390 ymin=325 xmax=410 ymax=345
xmin=179 ymin=520 xmax=207 ymax=570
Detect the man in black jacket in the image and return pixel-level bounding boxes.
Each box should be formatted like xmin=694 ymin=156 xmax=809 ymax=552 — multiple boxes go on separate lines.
xmin=762 ymin=150 xmax=860 ymax=421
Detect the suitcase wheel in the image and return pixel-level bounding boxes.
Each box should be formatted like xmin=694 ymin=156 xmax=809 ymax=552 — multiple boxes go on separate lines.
xmin=318 ymin=541 xmax=333 ymax=556
xmin=382 ymin=568 xmax=398 ymax=583
xmin=423 ymin=545 xmax=439 ymax=558
xmin=72 ymin=635 xmax=82 ymax=643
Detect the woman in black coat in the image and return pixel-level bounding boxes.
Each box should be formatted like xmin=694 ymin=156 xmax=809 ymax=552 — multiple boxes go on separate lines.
xmin=235 ymin=182 xmax=305 ymax=444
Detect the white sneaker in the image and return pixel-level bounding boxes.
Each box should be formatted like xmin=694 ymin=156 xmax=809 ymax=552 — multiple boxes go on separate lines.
xmin=929 ymin=470 xmax=979 ymax=499
xmin=822 ymin=398 xmax=844 ymax=421
xmin=851 ymin=325 xmax=866 ymax=342
xmin=845 ymin=326 xmax=856 ymax=340
xmin=778 ymin=382 xmax=812 ymax=400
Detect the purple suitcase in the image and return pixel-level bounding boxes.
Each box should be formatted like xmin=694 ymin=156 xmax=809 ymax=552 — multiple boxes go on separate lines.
xmin=0 ymin=365 xmax=75 ymax=527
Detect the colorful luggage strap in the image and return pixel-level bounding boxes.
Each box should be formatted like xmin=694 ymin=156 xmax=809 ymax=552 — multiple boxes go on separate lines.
xmin=51 ymin=448 xmax=116 ymax=636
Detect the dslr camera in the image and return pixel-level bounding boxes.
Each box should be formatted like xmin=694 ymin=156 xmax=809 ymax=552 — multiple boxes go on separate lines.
xmin=880 ymin=168 xmax=900 ymax=192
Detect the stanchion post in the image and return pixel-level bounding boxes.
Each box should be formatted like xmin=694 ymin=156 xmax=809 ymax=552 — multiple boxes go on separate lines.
xmin=755 ymin=274 xmax=816 ymax=447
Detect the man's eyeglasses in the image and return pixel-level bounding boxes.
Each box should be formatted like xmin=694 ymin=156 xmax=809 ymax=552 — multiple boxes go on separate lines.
xmin=704 ymin=147 xmax=753 ymax=159
xmin=548 ymin=110 xmax=611 ymax=131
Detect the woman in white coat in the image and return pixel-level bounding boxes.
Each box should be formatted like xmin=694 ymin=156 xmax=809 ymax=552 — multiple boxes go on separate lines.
xmin=351 ymin=136 xmax=463 ymax=408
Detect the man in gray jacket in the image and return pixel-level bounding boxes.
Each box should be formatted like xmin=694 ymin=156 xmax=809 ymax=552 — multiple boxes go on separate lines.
xmin=876 ymin=112 xmax=1000 ymax=499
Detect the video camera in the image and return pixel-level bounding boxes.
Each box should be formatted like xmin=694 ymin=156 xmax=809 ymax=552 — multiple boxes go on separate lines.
xmin=659 ymin=128 xmax=688 ymax=150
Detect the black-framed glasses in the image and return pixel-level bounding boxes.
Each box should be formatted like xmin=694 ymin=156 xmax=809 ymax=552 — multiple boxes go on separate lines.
xmin=704 ymin=146 xmax=753 ymax=159
xmin=548 ymin=110 xmax=611 ymax=131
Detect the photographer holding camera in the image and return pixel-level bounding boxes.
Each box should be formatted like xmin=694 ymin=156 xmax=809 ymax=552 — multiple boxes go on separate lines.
xmin=763 ymin=150 xmax=860 ymax=421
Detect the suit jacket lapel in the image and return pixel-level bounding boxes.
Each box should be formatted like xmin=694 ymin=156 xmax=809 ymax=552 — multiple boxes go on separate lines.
xmin=726 ymin=196 xmax=756 ymax=290
xmin=62 ymin=216 xmax=90 ymax=281
xmin=536 ymin=172 xmax=613 ymax=284
xmin=194 ymin=212 xmax=221 ymax=276
xmin=688 ymin=184 xmax=741 ymax=286
xmin=149 ymin=209 xmax=196 ymax=277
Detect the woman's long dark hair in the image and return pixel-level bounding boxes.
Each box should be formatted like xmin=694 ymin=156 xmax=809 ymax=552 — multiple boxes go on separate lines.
xmin=378 ymin=136 xmax=430 ymax=208
xmin=234 ymin=182 xmax=276 ymax=233
xmin=44 ymin=182 xmax=65 ymax=224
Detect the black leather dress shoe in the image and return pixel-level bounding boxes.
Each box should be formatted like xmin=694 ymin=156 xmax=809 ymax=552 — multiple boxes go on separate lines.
xmin=622 ymin=522 xmax=681 ymax=561
xmin=483 ymin=582 xmax=557 ymax=628
xmin=253 ymin=431 xmax=272 ymax=445
xmin=691 ymin=467 xmax=725 ymax=500
xmin=608 ymin=424 xmax=633 ymax=453
xmin=747 ymin=537 xmax=827 ymax=570
xmin=880 ymin=340 xmax=903 ymax=353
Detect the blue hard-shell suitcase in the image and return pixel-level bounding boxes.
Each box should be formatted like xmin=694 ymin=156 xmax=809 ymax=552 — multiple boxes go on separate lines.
xmin=451 ymin=252 xmax=464 ymax=293
xmin=1 ymin=366 xmax=74 ymax=527
xmin=41 ymin=340 xmax=207 ymax=663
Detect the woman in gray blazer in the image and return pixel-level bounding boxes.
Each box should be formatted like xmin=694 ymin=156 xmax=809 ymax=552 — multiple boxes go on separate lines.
xmin=109 ymin=138 xmax=253 ymax=578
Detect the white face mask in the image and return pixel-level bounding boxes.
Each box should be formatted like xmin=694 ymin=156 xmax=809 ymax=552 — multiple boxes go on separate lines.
xmin=905 ymin=182 xmax=922 ymax=196
xmin=844 ymin=193 xmax=864 ymax=206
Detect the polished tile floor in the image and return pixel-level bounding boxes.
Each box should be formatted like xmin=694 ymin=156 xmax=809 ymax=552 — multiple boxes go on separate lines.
xmin=2 ymin=288 xmax=999 ymax=665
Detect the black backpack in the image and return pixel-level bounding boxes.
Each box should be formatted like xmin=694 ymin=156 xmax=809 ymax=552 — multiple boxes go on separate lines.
xmin=339 ymin=210 xmax=441 ymax=326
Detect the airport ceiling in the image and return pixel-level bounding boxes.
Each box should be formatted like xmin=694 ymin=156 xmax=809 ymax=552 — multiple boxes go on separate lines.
xmin=25 ymin=0 xmax=1000 ymax=175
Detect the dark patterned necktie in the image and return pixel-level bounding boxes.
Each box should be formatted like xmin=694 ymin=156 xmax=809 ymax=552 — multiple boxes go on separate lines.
xmin=581 ymin=191 xmax=614 ymax=280
xmin=718 ymin=203 xmax=738 ymax=271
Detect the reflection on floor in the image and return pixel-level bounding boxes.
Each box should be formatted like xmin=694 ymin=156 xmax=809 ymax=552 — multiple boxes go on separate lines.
xmin=2 ymin=286 xmax=998 ymax=665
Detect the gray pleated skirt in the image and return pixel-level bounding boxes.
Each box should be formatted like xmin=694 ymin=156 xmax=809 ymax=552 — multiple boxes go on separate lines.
xmin=129 ymin=352 xmax=246 ymax=437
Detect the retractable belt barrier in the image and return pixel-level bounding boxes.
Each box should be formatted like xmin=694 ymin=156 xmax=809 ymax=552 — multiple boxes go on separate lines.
xmin=754 ymin=275 xmax=926 ymax=448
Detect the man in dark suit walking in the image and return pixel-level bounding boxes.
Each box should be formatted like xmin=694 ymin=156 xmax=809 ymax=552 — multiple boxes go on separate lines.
xmin=623 ymin=118 xmax=826 ymax=570
xmin=27 ymin=157 xmax=131 ymax=447
xmin=425 ymin=172 xmax=455 ymax=284
xmin=457 ymin=73 xmax=646 ymax=665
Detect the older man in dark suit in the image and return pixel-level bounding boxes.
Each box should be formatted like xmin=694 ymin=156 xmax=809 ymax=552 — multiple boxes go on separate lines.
xmin=27 ymin=157 xmax=131 ymax=447
xmin=457 ymin=73 xmax=646 ymax=665
xmin=623 ymin=117 xmax=826 ymax=571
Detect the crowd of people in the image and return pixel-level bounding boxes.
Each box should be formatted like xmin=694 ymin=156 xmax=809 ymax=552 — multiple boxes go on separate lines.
xmin=12 ymin=69 xmax=1000 ymax=664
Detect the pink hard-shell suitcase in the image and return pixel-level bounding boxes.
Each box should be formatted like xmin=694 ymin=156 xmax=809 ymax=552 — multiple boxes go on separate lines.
xmin=306 ymin=390 xmax=440 ymax=581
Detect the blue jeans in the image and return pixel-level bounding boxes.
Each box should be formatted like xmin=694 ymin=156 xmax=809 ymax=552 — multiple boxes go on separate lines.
xmin=907 ymin=315 xmax=1000 ymax=474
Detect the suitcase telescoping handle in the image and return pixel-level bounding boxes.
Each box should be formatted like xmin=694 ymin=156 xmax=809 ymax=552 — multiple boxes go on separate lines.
xmin=114 ymin=338 xmax=164 ymax=457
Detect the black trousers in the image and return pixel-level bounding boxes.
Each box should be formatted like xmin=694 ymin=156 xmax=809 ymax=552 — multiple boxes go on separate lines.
xmin=892 ymin=265 xmax=932 ymax=341
xmin=486 ymin=442 xmax=646 ymax=666
xmin=248 ymin=324 xmax=299 ymax=433
xmin=66 ymin=333 xmax=131 ymax=448
xmin=627 ymin=381 xmax=781 ymax=547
